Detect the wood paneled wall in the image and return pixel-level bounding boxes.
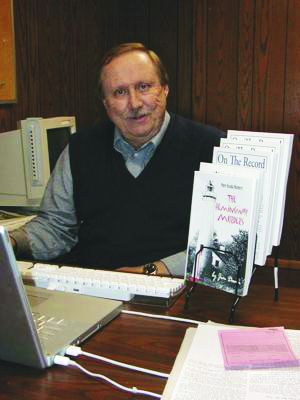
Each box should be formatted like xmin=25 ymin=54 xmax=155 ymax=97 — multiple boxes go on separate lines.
xmin=0 ymin=0 xmax=299 ymax=263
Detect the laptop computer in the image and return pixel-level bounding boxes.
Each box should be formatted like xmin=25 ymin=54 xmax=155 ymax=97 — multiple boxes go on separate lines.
xmin=0 ymin=225 xmax=122 ymax=369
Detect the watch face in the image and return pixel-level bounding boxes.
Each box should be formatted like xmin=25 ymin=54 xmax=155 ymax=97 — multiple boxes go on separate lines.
xmin=143 ymin=263 xmax=157 ymax=275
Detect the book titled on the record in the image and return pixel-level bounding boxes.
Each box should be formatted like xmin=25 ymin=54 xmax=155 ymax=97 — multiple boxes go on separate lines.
xmin=185 ymin=167 xmax=260 ymax=297
xmin=226 ymin=130 xmax=294 ymax=246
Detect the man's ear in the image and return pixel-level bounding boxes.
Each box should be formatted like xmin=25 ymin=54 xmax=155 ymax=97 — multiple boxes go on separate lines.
xmin=102 ymin=98 xmax=108 ymax=111
xmin=163 ymin=85 xmax=169 ymax=98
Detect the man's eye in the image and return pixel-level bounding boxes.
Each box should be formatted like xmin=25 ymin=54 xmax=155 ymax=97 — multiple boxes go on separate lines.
xmin=137 ymin=83 xmax=151 ymax=92
xmin=114 ymin=88 xmax=127 ymax=97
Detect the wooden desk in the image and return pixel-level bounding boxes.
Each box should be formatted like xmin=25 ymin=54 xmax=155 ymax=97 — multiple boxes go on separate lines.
xmin=1 ymin=267 xmax=300 ymax=399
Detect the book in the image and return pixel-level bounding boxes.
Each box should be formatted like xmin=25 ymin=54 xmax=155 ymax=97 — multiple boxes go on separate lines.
xmin=217 ymin=140 xmax=280 ymax=260
xmin=227 ymin=130 xmax=294 ymax=246
xmin=185 ymin=169 xmax=259 ymax=296
xmin=200 ymin=161 xmax=265 ymax=265
xmin=212 ymin=146 xmax=277 ymax=265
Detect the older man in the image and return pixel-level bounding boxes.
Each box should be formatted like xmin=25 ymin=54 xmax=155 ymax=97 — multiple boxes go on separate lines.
xmin=10 ymin=43 xmax=223 ymax=276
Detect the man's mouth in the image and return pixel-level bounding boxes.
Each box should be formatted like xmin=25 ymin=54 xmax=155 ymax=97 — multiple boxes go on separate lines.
xmin=128 ymin=112 xmax=148 ymax=120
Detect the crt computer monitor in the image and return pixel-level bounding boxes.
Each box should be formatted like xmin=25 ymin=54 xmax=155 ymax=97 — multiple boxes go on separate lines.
xmin=0 ymin=116 xmax=76 ymax=207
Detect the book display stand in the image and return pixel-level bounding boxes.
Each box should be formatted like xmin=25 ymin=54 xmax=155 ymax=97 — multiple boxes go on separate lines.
xmin=273 ymin=245 xmax=280 ymax=301
xmin=184 ymin=245 xmax=280 ymax=323
xmin=183 ymin=130 xmax=293 ymax=324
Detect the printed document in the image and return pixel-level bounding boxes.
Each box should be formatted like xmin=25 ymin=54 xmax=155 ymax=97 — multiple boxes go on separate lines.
xmin=162 ymin=324 xmax=300 ymax=400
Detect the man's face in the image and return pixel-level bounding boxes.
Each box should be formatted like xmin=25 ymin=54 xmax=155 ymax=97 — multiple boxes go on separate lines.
xmin=101 ymin=51 xmax=169 ymax=148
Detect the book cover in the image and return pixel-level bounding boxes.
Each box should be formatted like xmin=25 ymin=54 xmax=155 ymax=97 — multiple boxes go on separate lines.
xmin=227 ymin=130 xmax=294 ymax=246
xmin=218 ymin=140 xmax=279 ymax=260
xmin=212 ymin=146 xmax=277 ymax=265
xmin=185 ymin=170 xmax=259 ymax=297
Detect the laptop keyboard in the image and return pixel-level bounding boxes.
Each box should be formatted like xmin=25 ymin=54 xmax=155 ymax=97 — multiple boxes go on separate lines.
xmin=19 ymin=262 xmax=186 ymax=306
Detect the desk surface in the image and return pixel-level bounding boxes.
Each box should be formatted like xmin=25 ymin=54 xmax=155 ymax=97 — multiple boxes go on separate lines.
xmin=1 ymin=267 xmax=300 ymax=400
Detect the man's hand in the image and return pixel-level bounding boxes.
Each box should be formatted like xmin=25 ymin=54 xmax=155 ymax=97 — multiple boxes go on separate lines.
xmin=117 ymin=260 xmax=170 ymax=276
xmin=9 ymin=235 xmax=17 ymax=253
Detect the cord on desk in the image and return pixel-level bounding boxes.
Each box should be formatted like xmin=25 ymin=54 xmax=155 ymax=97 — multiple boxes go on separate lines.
xmin=53 ymin=355 xmax=161 ymax=398
xmin=54 ymin=309 xmax=202 ymax=398
xmin=122 ymin=309 xmax=203 ymax=325
xmin=65 ymin=345 xmax=169 ymax=378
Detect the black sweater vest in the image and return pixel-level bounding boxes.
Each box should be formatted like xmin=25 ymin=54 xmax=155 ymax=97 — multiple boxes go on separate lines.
xmin=69 ymin=113 xmax=223 ymax=268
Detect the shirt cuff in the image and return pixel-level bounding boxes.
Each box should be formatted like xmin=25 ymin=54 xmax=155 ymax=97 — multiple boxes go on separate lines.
xmin=9 ymin=227 xmax=32 ymax=258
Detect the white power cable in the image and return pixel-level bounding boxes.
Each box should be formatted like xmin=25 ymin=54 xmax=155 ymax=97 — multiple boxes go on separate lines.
xmin=122 ymin=309 xmax=203 ymax=325
xmin=54 ymin=310 xmax=202 ymax=398
xmin=65 ymin=345 xmax=169 ymax=378
xmin=54 ymin=355 xmax=161 ymax=398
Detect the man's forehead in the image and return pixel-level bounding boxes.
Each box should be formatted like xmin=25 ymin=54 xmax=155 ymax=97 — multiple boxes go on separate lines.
xmin=101 ymin=51 xmax=159 ymax=85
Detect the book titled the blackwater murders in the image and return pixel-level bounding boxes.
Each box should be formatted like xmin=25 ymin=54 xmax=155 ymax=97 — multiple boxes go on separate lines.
xmin=185 ymin=169 xmax=259 ymax=297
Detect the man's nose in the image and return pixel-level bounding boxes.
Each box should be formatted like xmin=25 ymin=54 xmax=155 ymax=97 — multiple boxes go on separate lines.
xmin=128 ymin=88 xmax=143 ymax=109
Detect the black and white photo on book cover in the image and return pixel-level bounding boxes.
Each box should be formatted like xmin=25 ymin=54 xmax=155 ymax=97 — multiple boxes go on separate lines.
xmin=185 ymin=170 xmax=259 ymax=297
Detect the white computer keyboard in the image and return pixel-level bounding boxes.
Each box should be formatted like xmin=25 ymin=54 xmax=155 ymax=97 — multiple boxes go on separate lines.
xmin=18 ymin=261 xmax=186 ymax=306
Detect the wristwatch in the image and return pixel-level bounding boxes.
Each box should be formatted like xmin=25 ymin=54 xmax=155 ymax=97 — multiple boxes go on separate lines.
xmin=143 ymin=263 xmax=158 ymax=275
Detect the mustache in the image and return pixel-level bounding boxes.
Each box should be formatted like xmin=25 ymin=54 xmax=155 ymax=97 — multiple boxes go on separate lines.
xmin=126 ymin=110 xmax=148 ymax=119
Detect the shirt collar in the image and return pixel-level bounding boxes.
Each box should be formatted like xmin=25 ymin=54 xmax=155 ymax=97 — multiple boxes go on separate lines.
xmin=113 ymin=111 xmax=170 ymax=156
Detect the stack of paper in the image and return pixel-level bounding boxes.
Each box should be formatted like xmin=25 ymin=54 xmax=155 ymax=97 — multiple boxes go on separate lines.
xmin=0 ymin=210 xmax=35 ymax=231
xmin=162 ymin=323 xmax=300 ymax=400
